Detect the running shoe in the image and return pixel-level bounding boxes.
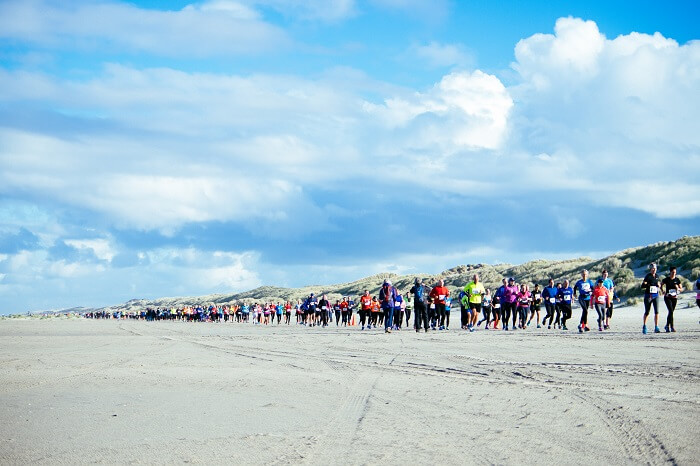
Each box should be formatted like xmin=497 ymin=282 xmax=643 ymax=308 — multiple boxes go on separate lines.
xmin=527 ymin=320 xmax=531 ymax=326
xmin=469 ymin=327 xmax=475 ymax=333
xmin=562 ymin=325 xmax=568 ymax=330
xmin=664 ymin=326 xmax=670 ymax=333
xmin=537 ymin=325 xmax=541 ymax=329
xmin=584 ymin=327 xmax=590 ymax=332
xmin=547 ymin=325 xmax=551 ymax=330
xmin=671 ymin=327 xmax=676 ymax=332
xmin=578 ymin=325 xmax=583 ymax=333
xmin=504 ymin=325 xmax=508 ymax=331
xmin=361 ymin=326 xmax=365 ymax=330
xmin=654 ymin=326 xmax=660 ymax=333
xmin=642 ymin=325 xmax=647 ymax=334
xmin=598 ymin=326 xmax=603 ymax=331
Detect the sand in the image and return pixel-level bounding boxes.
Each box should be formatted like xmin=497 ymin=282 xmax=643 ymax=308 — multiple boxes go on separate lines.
xmin=1 ymin=299 xmax=699 ymax=465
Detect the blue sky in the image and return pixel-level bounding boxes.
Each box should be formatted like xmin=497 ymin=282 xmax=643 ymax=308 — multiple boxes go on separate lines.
xmin=0 ymin=0 xmax=698 ymax=313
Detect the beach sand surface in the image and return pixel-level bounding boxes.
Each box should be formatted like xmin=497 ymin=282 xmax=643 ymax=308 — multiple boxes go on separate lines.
xmin=1 ymin=299 xmax=699 ymax=465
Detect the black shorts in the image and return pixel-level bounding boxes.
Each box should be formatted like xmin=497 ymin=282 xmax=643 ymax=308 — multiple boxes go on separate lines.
xmin=469 ymin=302 xmax=481 ymax=312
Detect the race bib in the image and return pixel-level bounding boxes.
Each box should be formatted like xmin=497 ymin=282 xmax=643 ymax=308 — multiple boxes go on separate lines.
xmin=549 ymin=297 xmax=556 ymax=304
xmin=535 ymin=294 xmax=541 ymax=300
xmin=668 ymin=289 xmax=677 ymax=297
xmin=439 ymin=294 xmax=445 ymax=300
xmin=395 ymin=301 xmax=401 ymax=307
xmin=582 ymin=283 xmax=591 ymax=293
xmin=430 ymin=304 xmax=436 ymax=309
xmin=493 ymin=303 xmax=500 ymax=309
xmin=322 ymin=306 xmax=328 ymax=310
xmin=597 ymin=295 xmax=606 ymax=303
xmin=649 ymin=286 xmax=658 ymax=294
xmin=564 ymin=295 xmax=571 ymax=302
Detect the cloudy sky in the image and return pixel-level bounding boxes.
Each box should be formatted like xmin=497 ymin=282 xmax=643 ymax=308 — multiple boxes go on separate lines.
xmin=1 ymin=0 xmax=698 ymax=313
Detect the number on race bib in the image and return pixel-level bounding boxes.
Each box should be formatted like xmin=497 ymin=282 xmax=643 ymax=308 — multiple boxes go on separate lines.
xmin=597 ymin=296 xmax=606 ymax=303
xmin=649 ymin=286 xmax=658 ymax=294
xmin=668 ymin=289 xmax=677 ymax=297
xmin=564 ymin=295 xmax=571 ymax=302
xmin=549 ymin=298 xmax=556 ymax=304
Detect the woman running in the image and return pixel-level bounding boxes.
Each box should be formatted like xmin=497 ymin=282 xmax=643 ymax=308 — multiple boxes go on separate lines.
xmin=590 ymin=279 xmax=610 ymax=331
xmin=661 ymin=266 xmax=683 ymax=332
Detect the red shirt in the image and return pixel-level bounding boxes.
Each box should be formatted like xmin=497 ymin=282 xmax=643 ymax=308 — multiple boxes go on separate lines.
xmin=339 ymin=301 xmax=348 ymax=311
xmin=360 ymin=295 xmax=373 ymax=310
xmin=430 ymin=286 xmax=450 ymax=304
xmin=591 ymin=286 xmax=609 ymax=306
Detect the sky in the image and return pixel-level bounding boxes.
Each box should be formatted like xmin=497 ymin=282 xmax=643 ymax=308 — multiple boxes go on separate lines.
xmin=0 ymin=0 xmax=699 ymax=313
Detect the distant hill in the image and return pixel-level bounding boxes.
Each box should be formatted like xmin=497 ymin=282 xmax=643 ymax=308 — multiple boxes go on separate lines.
xmin=90 ymin=236 xmax=699 ymax=313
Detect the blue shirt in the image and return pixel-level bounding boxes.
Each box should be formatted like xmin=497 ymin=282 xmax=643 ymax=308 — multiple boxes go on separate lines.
xmin=574 ymin=279 xmax=594 ymax=300
xmin=558 ymin=287 xmax=574 ymax=305
xmin=542 ymin=286 xmax=558 ymax=303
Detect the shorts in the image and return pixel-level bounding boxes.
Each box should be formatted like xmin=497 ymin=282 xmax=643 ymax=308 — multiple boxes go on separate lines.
xmin=469 ymin=302 xmax=482 ymax=313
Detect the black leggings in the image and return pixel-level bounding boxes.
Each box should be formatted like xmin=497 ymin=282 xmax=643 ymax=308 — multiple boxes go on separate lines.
xmin=414 ymin=302 xmax=428 ymax=331
xmin=481 ymin=305 xmax=491 ymax=324
xmin=560 ymin=303 xmax=571 ymax=327
xmin=664 ymin=297 xmax=677 ymax=328
xmin=594 ymin=303 xmax=606 ymax=326
xmin=503 ymin=302 xmax=516 ymax=325
xmin=461 ymin=306 xmax=470 ymax=327
xmin=578 ymin=297 xmax=589 ymax=325
xmin=544 ymin=302 xmax=555 ymax=325
xmin=644 ymin=295 xmax=659 ymax=316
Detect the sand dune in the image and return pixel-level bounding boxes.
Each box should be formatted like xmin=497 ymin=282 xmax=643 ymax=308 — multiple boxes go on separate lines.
xmin=1 ymin=298 xmax=699 ymax=465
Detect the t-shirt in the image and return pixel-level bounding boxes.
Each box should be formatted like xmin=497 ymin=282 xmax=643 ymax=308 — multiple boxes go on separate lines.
xmin=517 ymin=291 xmax=531 ymax=307
xmin=575 ymin=279 xmax=594 ymax=300
xmin=464 ymin=281 xmax=486 ymax=304
xmin=662 ymin=276 xmax=681 ymax=298
xmin=430 ymin=286 xmax=450 ymax=304
xmin=360 ymin=296 xmax=373 ymax=310
xmin=591 ymin=286 xmax=608 ymax=305
xmin=542 ymin=286 xmax=558 ymax=304
xmin=504 ymin=285 xmax=519 ymax=303
xmin=641 ymin=273 xmax=661 ymax=298
xmin=558 ymin=287 xmax=574 ymax=305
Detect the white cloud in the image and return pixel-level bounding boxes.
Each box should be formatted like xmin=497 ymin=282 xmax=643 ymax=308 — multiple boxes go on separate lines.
xmin=414 ymin=41 xmax=472 ymax=67
xmin=64 ymin=239 xmax=116 ymax=262
xmin=0 ymin=0 xmax=288 ymax=57
xmin=364 ymin=70 xmax=514 ymax=152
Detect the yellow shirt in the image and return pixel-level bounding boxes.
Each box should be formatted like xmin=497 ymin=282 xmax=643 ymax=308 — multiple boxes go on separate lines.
xmin=464 ymin=282 xmax=485 ymax=304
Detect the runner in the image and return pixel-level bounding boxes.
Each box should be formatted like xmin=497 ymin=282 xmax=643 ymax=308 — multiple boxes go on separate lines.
xmin=444 ymin=295 xmax=452 ymax=330
xmin=590 ymin=278 xmax=610 ymax=331
xmin=410 ymin=278 xmax=429 ymax=333
xmin=379 ymin=280 xmax=398 ymax=333
xmin=661 ymin=266 xmax=683 ymax=332
xmin=600 ymin=269 xmax=616 ymax=329
xmin=285 ymin=301 xmax=292 ymax=325
xmin=492 ymin=279 xmax=506 ymax=330
xmin=394 ymin=292 xmax=405 ymax=330
xmin=403 ymin=293 xmax=412 ymax=328
xmin=641 ymin=263 xmax=662 ymax=334
xmin=359 ymin=290 xmax=372 ymax=330
xmin=370 ymin=296 xmax=381 ymax=328
xmin=305 ymin=293 xmax=318 ymax=327
xmin=480 ymin=289 xmax=492 ymax=329
xmin=319 ymin=294 xmax=331 ymax=327
xmin=430 ymin=279 xmax=450 ymax=330
xmin=558 ymin=280 xmax=574 ymax=330
xmin=340 ymin=297 xmax=349 ymax=326
xmin=529 ymin=284 xmax=542 ymax=328
xmin=542 ymin=279 xmax=557 ymax=329
xmin=574 ymin=269 xmax=594 ymax=333
xmin=503 ymin=278 xmax=519 ymax=331
xmin=333 ymin=300 xmax=342 ymax=326
xmin=463 ymin=274 xmax=485 ymax=332
xmin=516 ymin=283 xmax=531 ymax=329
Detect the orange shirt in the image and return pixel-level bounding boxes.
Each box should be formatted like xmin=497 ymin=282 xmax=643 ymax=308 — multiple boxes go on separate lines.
xmin=361 ymin=295 xmax=373 ymax=310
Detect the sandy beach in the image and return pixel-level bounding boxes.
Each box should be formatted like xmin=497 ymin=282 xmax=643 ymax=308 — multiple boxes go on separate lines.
xmin=1 ymin=300 xmax=699 ymax=465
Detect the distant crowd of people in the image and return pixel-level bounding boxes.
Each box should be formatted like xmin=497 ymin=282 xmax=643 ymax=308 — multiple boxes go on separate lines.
xmin=84 ymin=264 xmax=700 ymax=334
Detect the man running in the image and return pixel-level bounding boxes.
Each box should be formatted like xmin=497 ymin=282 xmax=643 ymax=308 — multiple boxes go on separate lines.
xmin=641 ymin=263 xmax=662 ymax=334
xmin=410 ymin=278 xmax=429 ymax=332
xmin=574 ymin=269 xmax=594 ymax=333
xmin=430 ymin=279 xmax=450 ymax=331
xmin=661 ymin=265 xmax=683 ymax=333
xmin=558 ymin=280 xmax=574 ymax=330
xmin=463 ymin=274 xmax=485 ymax=332
xmin=359 ymin=290 xmax=372 ymax=330
xmin=542 ymin=278 xmax=557 ymax=329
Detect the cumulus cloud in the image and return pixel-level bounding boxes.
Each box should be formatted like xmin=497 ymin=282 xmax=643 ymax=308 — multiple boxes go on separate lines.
xmin=510 ymin=17 xmax=700 ymax=217
xmin=0 ymin=0 xmax=288 ymax=57
xmin=364 ymin=70 xmax=513 ymax=153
